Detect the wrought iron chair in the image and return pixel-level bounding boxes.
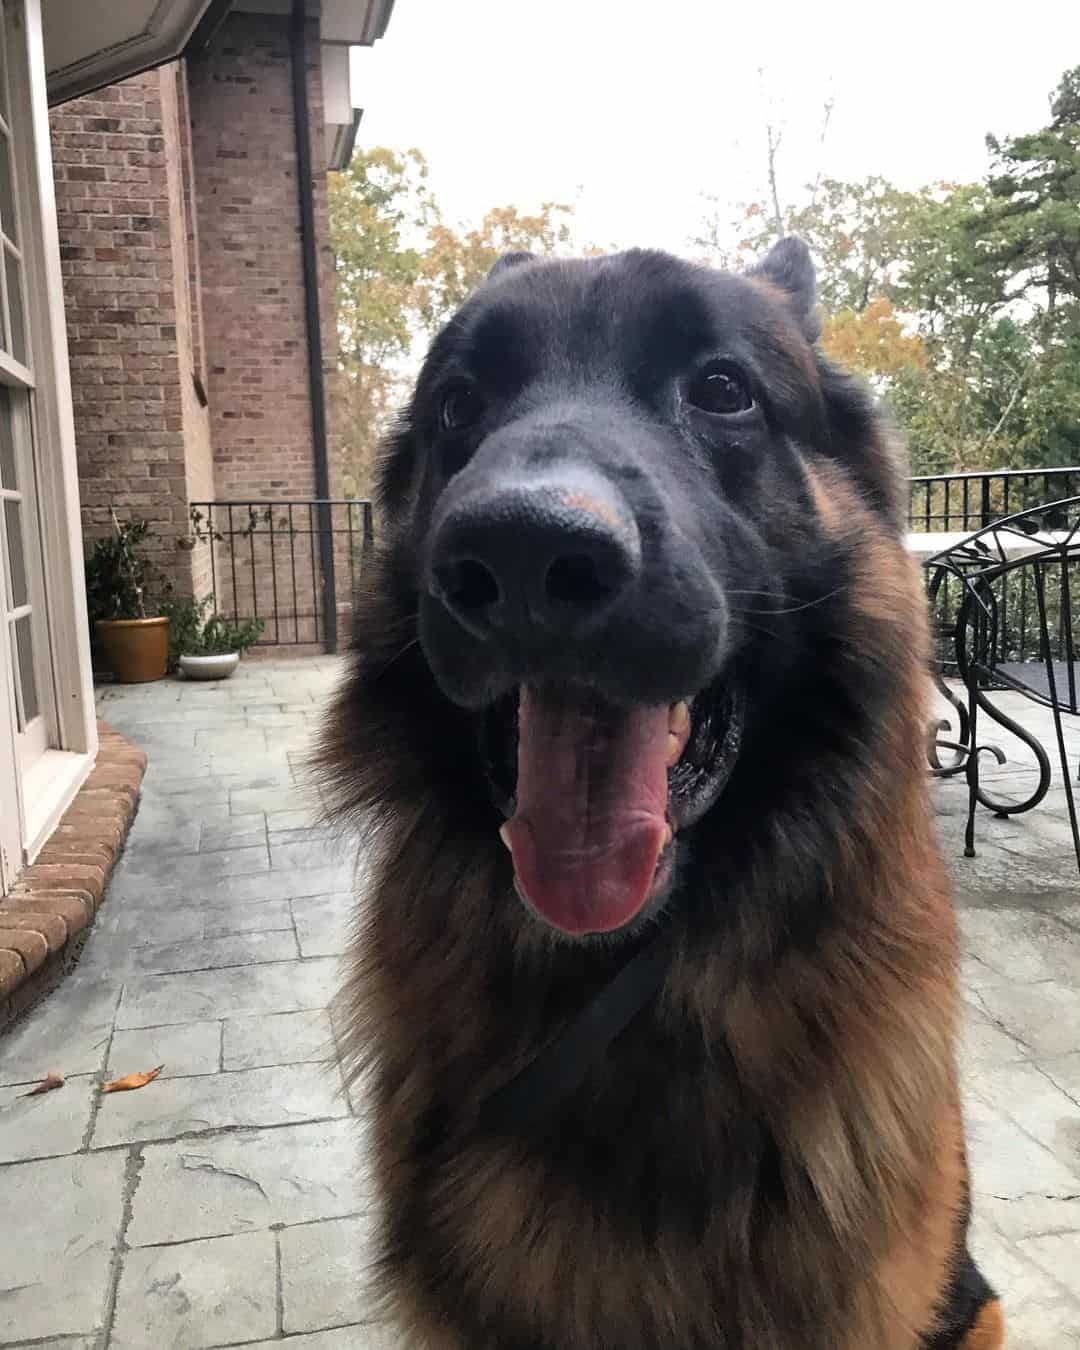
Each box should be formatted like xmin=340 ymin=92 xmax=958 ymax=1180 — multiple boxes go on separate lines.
xmin=924 ymin=496 xmax=1080 ymax=875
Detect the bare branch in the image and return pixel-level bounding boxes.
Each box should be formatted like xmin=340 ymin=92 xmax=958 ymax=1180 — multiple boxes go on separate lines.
xmin=766 ymin=121 xmax=784 ymax=240
xmin=809 ymin=94 xmax=836 ymax=208
xmin=977 ymin=359 xmax=1035 ymax=457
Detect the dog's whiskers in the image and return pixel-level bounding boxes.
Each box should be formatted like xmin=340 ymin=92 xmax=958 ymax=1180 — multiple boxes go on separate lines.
xmin=739 ymin=585 xmax=847 ymax=617
xmin=378 ymin=637 xmax=420 ymax=675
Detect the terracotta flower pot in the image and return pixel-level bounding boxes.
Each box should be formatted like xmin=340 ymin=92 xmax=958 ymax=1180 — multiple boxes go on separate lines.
xmin=95 ymin=616 xmax=170 ymax=683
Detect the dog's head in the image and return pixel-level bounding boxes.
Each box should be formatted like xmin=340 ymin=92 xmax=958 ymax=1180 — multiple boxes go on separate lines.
xmin=362 ymin=241 xmax=908 ymax=942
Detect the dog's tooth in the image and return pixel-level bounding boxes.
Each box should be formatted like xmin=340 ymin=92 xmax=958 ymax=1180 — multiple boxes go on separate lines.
xmin=669 ymin=701 xmax=691 ymax=737
xmin=661 ymin=824 xmax=673 ymax=848
xmin=666 ymin=732 xmax=681 ymax=767
xmin=499 ymin=822 xmax=513 ymax=853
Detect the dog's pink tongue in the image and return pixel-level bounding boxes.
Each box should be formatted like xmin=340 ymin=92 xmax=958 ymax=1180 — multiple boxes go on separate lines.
xmin=504 ymin=687 xmax=669 ymax=934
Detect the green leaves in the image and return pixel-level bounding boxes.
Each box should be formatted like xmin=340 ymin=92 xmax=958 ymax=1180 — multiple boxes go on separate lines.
xmin=330 ymin=147 xmax=584 ymax=500
xmin=159 ymin=595 xmax=265 ymax=667
xmin=702 ymin=63 xmax=1080 ymax=477
xmin=84 ymin=516 xmax=158 ymax=622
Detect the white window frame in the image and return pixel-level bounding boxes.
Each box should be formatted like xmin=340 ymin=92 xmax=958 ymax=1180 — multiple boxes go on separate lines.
xmin=0 ymin=0 xmax=96 ymax=889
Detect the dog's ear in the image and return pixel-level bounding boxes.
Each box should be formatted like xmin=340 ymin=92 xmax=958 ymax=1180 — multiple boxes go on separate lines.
xmin=487 ymin=251 xmax=535 ymax=282
xmin=750 ymin=237 xmax=820 ymax=342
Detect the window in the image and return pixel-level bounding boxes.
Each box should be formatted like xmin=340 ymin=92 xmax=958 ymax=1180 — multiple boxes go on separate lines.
xmin=0 ymin=0 xmax=97 ymax=891
xmin=0 ymin=0 xmax=50 ymax=785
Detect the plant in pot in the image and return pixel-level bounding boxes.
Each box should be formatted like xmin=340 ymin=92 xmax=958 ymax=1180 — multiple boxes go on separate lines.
xmin=161 ymin=596 xmax=265 ymax=680
xmin=85 ymin=514 xmax=171 ymax=683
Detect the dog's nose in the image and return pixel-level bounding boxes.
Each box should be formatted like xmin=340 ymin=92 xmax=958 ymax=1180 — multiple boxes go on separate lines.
xmin=429 ymin=478 xmax=640 ymax=641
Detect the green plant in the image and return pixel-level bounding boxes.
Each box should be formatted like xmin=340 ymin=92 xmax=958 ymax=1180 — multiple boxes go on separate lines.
xmin=84 ymin=514 xmax=159 ymax=621
xmin=160 ymin=596 xmax=265 ymax=668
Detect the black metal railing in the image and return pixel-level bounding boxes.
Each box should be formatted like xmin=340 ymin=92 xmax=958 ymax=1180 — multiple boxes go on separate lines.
xmin=188 ymin=499 xmax=374 ymax=650
xmin=908 ymin=467 xmax=1080 ymax=533
xmin=186 ymin=473 xmax=1080 ymax=651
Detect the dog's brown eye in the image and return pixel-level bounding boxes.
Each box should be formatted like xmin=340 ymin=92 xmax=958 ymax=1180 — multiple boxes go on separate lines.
xmin=688 ymin=362 xmax=753 ymax=415
xmin=440 ymin=384 xmax=484 ymax=433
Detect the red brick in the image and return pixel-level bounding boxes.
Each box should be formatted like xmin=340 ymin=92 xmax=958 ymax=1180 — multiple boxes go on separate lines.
xmin=4 ymin=891 xmax=94 ymax=934
xmin=0 ymin=926 xmax=49 ymax=973
xmin=0 ymin=949 xmax=25 ymax=998
xmin=55 ymin=815 xmax=125 ymax=852
xmin=16 ymin=863 xmax=107 ymax=900
xmin=0 ymin=910 xmax=68 ymax=952
xmin=36 ymin=842 xmax=116 ymax=870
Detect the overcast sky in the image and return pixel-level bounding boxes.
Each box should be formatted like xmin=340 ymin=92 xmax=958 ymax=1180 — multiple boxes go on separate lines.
xmin=351 ymin=1 xmax=1080 ymax=258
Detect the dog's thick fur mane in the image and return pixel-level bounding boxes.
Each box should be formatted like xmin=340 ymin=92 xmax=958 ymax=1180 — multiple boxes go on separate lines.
xmin=316 ymin=248 xmax=1002 ymax=1350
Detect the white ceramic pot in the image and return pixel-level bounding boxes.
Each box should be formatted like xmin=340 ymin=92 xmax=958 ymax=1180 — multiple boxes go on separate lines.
xmin=179 ymin=652 xmax=240 ymax=681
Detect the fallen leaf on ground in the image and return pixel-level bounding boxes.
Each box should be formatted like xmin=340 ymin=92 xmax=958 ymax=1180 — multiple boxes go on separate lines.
xmin=102 ymin=1065 xmax=164 ymax=1093
xmin=22 ymin=1070 xmax=65 ymax=1097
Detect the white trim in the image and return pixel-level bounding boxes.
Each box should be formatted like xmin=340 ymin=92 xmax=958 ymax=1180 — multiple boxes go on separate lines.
xmin=0 ymin=597 xmax=21 ymax=891
xmin=15 ymin=0 xmax=97 ymax=760
xmin=6 ymin=385 xmax=58 ymax=765
xmin=44 ymin=0 xmax=212 ymax=105
xmin=0 ymin=349 xmax=33 ymax=386
xmin=20 ymin=745 xmax=92 ymax=862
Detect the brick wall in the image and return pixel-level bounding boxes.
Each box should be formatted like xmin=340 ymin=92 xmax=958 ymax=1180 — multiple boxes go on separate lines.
xmin=187 ymin=11 xmax=338 ymax=502
xmin=51 ymin=67 xmax=213 ymax=600
xmin=186 ymin=11 xmax=340 ymax=639
xmin=52 ymin=12 xmax=343 ymax=638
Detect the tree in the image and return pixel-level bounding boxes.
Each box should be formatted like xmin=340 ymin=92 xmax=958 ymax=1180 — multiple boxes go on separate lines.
xmin=981 ymin=64 xmax=1080 ymax=310
xmin=694 ymin=177 xmax=934 ymax=315
xmin=819 ymin=298 xmax=926 ymax=382
xmin=418 ymin=203 xmax=576 ymax=333
xmin=787 ymin=178 xmax=928 ymax=314
xmin=330 ymin=149 xmax=585 ymax=498
xmin=330 ymin=148 xmax=432 ymax=496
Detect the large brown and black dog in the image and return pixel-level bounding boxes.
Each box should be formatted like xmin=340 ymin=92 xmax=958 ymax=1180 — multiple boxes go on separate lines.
xmin=318 ymin=239 xmax=1005 ymax=1349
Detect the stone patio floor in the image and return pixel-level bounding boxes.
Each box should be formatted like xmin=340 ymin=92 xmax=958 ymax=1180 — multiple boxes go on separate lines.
xmin=0 ymin=658 xmax=1077 ymax=1348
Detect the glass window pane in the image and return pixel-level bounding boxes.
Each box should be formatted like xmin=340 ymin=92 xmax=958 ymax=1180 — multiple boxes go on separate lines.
xmin=0 ymin=134 xmax=15 ymax=245
xmin=13 ymin=614 xmax=38 ymax=728
xmin=0 ymin=385 xmax=13 ymax=489
xmin=3 ymin=496 xmax=25 ymax=607
xmin=5 ymin=247 xmax=24 ymax=364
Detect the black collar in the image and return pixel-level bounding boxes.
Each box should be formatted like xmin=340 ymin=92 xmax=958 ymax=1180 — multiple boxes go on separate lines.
xmin=477 ymin=932 xmax=673 ymax=1135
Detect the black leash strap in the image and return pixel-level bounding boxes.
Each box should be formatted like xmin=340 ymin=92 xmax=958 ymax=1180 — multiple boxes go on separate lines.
xmin=477 ymin=935 xmax=672 ymax=1135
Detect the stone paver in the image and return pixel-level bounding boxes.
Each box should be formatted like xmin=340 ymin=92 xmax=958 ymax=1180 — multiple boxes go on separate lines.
xmin=107 ymin=1020 xmax=223 ymax=1080
xmin=0 ymin=658 xmax=1077 ymax=1348
xmin=129 ymin=1118 xmax=369 ymax=1246
xmin=91 ymin=1061 xmax=347 ymax=1148
xmin=280 ymin=1214 xmax=378 ymax=1335
xmin=129 ymin=927 xmax=299 ymax=976
xmin=0 ymin=975 xmax=118 ymax=1085
xmin=222 ymin=1008 xmax=334 ymax=1070
xmin=111 ymin=1231 xmax=278 ymax=1348
xmin=201 ymin=897 xmax=294 ymax=938
xmin=116 ymin=957 xmax=340 ymax=1028
xmin=0 ymin=1150 xmax=126 ymax=1340
xmin=242 ymin=1327 xmax=400 ymax=1350
xmin=291 ymin=893 xmax=354 ymax=958
xmin=0 ymin=1074 xmax=97 ymax=1163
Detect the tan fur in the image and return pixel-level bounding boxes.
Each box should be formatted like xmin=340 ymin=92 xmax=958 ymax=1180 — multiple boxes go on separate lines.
xmin=802 ymin=460 xmax=845 ymax=532
xmin=961 ymin=1299 xmax=1007 ymax=1350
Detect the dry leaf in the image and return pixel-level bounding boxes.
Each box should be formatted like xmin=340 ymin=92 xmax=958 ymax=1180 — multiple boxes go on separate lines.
xmin=102 ymin=1065 xmax=164 ymax=1094
xmin=23 ymin=1070 xmax=65 ymax=1097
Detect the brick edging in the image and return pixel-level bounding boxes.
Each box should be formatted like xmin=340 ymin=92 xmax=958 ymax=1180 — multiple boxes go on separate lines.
xmin=0 ymin=721 xmax=146 ymax=1027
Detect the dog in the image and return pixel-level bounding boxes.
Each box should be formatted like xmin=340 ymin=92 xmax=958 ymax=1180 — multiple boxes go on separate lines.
xmin=317 ymin=239 xmax=1005 ymax=1349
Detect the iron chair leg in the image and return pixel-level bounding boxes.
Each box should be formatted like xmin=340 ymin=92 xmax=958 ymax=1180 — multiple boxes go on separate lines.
xmin=964 ymin=665 xmax=980 ymax=859
xmin=1034 ymin=566 xmax=1080 ymax=877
